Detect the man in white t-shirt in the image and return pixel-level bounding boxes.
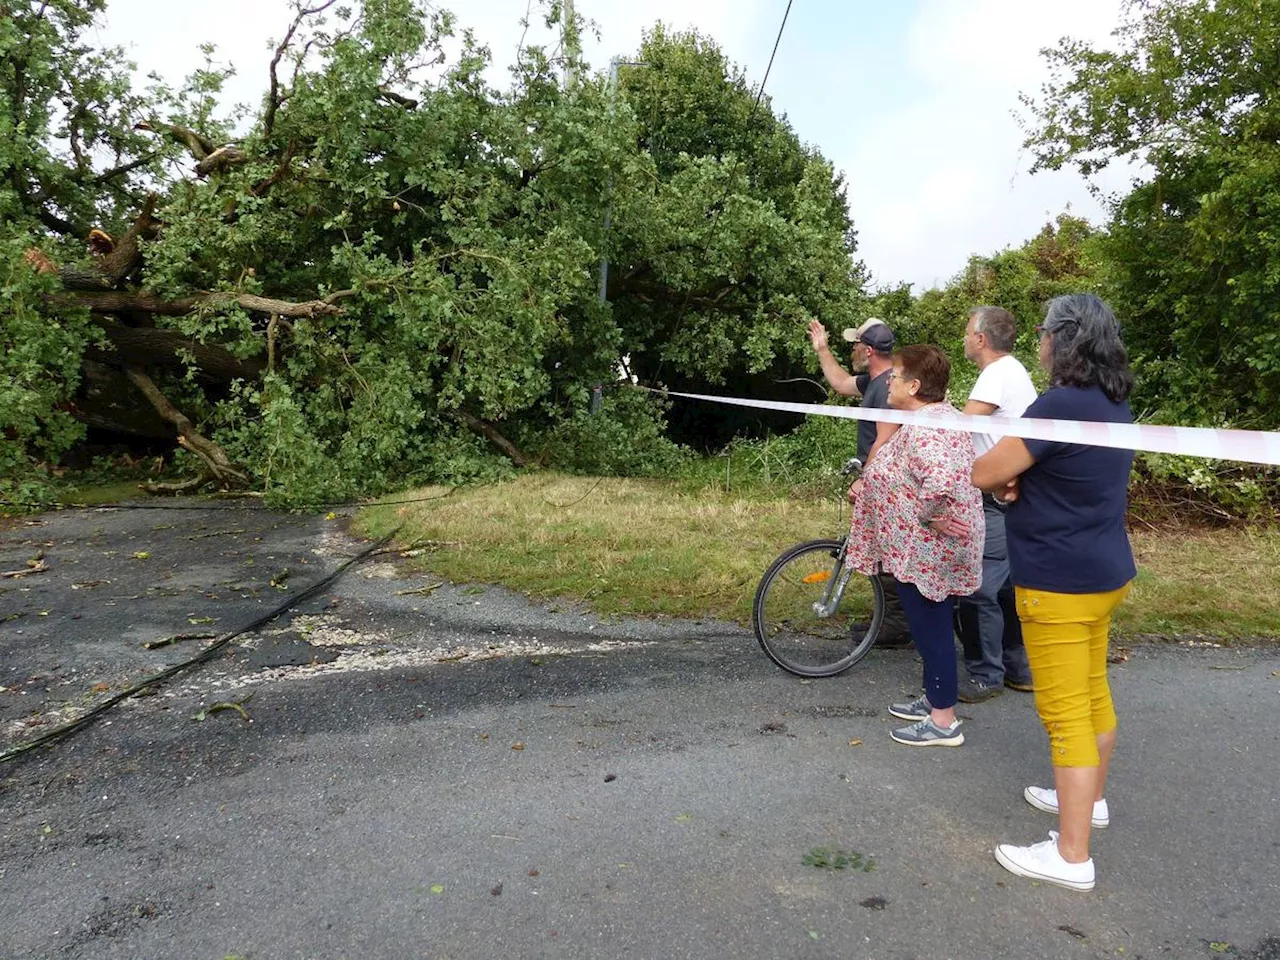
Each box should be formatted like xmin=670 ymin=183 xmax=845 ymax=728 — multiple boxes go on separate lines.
xmin=956 ymin=306 xmax=1038 ymax=702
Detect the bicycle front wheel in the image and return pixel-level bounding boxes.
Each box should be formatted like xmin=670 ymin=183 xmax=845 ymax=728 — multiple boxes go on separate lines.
xmin=752 ymin=539 xmax=885 ymax=678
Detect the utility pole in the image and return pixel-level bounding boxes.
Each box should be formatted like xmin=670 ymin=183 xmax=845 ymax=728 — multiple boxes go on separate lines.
xmin=562 ymin=0 xmax=577 ymax=88
xmin=598 ymin=57 xmax=648 ymax=305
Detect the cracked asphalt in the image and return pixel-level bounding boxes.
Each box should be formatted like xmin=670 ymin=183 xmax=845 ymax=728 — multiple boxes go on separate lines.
xmin=1 ymin=501 xmax=1278 ymax=960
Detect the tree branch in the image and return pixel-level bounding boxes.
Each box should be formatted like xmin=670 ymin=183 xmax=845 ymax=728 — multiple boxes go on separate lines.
xmin=194 ymin=144 xmax=249 ymax=177
xmin=35 ymin=204 xmax=83 ymax=237
xmin=377 ymin=86 xmax=419 ymax=109
xmin=452 ymin=411 xmax=528 ymax=466
xmin=135 ymin=120 xmax=216 ymax=161
xmin=52 ymin=194 xmax=160 ymax=291
xmin=264 ymin=0 xmax=342 ymax=140
xmin=53 ymin=289 xmax=345 ymax=318
xmin=249 ymin=140 xmax=297 ymax=197
xmin=89 ymin=152 xmax=160 ymax=184
xmin=122 ymin=366 xmax=249 ymax=484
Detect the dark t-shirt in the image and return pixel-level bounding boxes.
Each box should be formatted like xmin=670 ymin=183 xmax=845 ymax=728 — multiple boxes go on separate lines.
xmin=857 ymin=370 xmax=890 ymax=461
xmin=1005 ymin=385 xmax=1137 ymax=594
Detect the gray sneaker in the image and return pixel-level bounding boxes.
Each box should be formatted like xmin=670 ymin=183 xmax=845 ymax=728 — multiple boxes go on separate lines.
xmin=888 ymin=693 xmax=931 ymax=721
xmin=890 ymin=717 xmax=965 ymax=747
xmin=958 ymin=676 xmax=1004 ymax=703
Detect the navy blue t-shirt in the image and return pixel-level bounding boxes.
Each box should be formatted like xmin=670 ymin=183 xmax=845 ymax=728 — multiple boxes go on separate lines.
xmin=1004 ymin=385 xmax=1137 ymax=594
xmin=857 ymin=370 xmax=890 ymax=461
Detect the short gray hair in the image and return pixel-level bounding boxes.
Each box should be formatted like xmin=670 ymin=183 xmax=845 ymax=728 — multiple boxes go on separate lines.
xmin=968 ymin=305 xmax=1016 ymax=353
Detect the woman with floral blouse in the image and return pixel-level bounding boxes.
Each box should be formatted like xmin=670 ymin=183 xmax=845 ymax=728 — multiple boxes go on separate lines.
xmin=844 ymin=344 xmax=985 ymax=746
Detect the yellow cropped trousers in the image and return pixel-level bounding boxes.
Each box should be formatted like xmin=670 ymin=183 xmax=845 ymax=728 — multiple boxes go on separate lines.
xmin=1015 ymin=583 xmax=1132 ymax=768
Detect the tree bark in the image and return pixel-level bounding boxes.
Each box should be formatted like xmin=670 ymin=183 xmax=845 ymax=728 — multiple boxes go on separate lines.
xmin=87 ymin=322 xmax=266 ymax=382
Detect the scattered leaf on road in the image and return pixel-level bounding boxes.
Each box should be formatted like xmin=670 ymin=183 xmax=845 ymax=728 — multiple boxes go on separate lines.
xmin=511 ymin=741 xmax=525 ymax=751
xmin=429 ymin=884 xmax=445 ymax=895
xmin=207 ymin=702 xmax=252 ymax=722
xmin=131 ymin=551 xmax=151 ymax=560
xmin=674 ymin=813 xmax=692 ymax=823
xmin=848 ymin=739 xmax=863 ymax=747
xmin=396 ymin=582 xmax=444 ymax=596
xmin=143 ymin=632 xmax=216 ymax=650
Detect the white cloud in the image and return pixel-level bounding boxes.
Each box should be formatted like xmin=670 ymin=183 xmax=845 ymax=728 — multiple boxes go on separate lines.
xmin=842 ymin=0 xmax=1130 ymax=290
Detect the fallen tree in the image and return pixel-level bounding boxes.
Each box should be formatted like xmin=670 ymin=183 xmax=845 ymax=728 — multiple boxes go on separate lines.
xmin=2 ymin=0 xmax=867 ymax=506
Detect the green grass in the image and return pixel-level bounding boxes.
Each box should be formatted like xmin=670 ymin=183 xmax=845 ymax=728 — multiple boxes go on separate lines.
xmin=359 ymin=473 xmax=841 ymax=621
xmin=1120 ymin=526 xmax=1280 ymax=637
xmin=55 ymin=479 xmax=153 ymax=506
xmin=358 ymin=472 xmax=1280 ymax=641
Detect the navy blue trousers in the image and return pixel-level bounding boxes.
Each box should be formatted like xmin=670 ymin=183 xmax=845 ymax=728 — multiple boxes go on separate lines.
xmin=896 ymin=580 xmax=959 ymax=710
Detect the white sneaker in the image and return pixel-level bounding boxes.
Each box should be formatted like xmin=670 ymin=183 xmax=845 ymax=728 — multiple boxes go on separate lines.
xmin=994 ymin=830 xmax=1095 ymax=892
xmin=1024 ymin=786 xmax=1109 ymax=828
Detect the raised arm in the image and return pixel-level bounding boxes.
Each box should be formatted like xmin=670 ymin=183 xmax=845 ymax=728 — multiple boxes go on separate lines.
xmin=807 ymin=319 xmax=861 ymax=398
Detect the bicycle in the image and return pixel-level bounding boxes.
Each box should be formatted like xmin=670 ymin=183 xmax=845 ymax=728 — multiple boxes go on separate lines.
xmin=752 ymin=457 xmax=887 ymax=677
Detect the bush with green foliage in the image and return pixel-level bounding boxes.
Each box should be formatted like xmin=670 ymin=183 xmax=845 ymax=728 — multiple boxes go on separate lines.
xmin=1023 ymin=0 xmax=1280 ymax=432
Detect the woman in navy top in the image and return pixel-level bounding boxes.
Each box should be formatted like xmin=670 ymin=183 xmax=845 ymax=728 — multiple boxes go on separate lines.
xmin=972 ymin=293 xmax=1136 ymax=893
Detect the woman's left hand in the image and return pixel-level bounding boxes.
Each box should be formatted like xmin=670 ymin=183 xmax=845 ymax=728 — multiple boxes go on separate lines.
xmin=927 ymin=515 xmax=969 ymax=538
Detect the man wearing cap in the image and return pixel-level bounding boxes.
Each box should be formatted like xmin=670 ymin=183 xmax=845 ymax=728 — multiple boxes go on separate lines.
xmin=955 ymin=305 xmax=1037 ymax=701
xmin=807 ymin=316 xmax=910 ymax=645
xmin=807 ymin=317 xmax=898 ymax=462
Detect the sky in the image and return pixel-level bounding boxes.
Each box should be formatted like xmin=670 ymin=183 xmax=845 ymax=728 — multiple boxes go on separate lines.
xmin=93 ymin=0 xmax=1133 ymax=292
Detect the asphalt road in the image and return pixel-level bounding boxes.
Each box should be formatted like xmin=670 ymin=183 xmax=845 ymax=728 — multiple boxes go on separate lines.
xmin=1 ymin=502 xmax=1278 ymax=960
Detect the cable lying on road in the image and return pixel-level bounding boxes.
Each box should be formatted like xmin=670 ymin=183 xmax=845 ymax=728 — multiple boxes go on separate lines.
xmin=0 ymin=525 xmax=402 ymax=766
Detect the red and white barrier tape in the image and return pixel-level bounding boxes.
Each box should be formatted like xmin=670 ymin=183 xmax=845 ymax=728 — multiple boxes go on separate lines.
xmin=641 ymin=388 xmax=1280 ymax=467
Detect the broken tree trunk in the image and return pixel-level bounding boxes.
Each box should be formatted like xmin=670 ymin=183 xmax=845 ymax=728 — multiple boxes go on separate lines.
xmin=56 ymin=194 xmax=161 ymax=291
xmin=87 ymin=322 xmax=265 ymax=383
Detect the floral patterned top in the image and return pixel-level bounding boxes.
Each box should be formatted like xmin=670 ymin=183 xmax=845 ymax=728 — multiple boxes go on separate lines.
xmin=845 ymin=403 xmax=984 ymax=601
